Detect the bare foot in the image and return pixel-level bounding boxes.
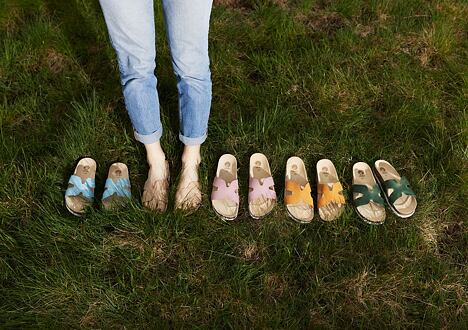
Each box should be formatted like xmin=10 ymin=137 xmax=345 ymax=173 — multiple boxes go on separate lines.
xmin=142 ymin=161 xmax=169 ymax=212
xmin=175 ymin=163 xmax=202 ymax=211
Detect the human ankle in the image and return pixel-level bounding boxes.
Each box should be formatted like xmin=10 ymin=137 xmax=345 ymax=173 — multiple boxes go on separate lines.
xmin=147 ymin=155 xmax=165 ymax=168
xmin=181 ymin=145 xmax=201 ymax=166
xmin=148 ymin=162 xmax=167 ymax=181
xmin=145 ymin=141 xmax=166 ymax=168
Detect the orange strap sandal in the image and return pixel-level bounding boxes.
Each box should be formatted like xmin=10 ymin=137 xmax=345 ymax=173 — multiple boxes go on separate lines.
xmin=284 ymin=157 xmax=314 ymax=223
xmin=285 ymin=181 xmax=314 ymax=205
xmin=316 ymin=159 xmax=346 ymax=221
xmin=317 ymin=182 xmax=345 ymax=208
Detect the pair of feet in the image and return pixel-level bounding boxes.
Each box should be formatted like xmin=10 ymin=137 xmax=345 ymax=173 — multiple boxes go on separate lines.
xmin=142 ymin=159 xmax=202 ymax=212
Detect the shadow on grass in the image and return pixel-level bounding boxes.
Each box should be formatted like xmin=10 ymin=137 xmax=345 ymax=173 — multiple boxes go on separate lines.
xmin=42 ymin=0 xmax=137 ymax=138
xmin=43 ymin=0 xmax=187 ymax=156
xmin=43 ymin=0 xmax=115 ymax=95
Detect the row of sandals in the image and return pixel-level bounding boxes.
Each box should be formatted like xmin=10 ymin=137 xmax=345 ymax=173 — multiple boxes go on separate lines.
xmin=211 ymin=153 xmax=417 ymax=224
xmin=64 ymin=154 xmax=417 ymax=224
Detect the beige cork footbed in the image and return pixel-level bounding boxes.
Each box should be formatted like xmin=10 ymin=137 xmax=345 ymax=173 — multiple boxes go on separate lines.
xmin=212 ymin=154 xmax=239 ymax=220
xmin=248 ymin=153 xmax=276 ymax=219
xmin=102 ymin=162 xmax=131 ymax=210
xmin=352 ymin=162 xmax=385 ymax=224
xmin=285 ymin=157 xmax=313 ymax=223
xmin=316 ymin=159 xmax=345 ymax=221
xmin=65 ymin=157 xmax=96 ymax=216
xmin=374 ymin=160 xmax=417 ymax=217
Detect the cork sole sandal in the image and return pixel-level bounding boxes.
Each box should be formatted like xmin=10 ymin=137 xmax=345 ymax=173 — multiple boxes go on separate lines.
xmin=248 ymin=153 xmax=276 ymax=219
xmin=102 ymin=162 xmax=131 ymax=210
xmin=65 ymin=157 xmax=97 ymax=216
xmin=211 ymin=154 xmax=239 ymax=221
xmin=316 ymin=159 xmax=345 ymax=221
xmin=374 ymin=160 xmax=417 ymax=218
xmin=352 ymin=162 xmax=385 ymax=225
xmin=284 ymin=157 xmax=314 ymax=223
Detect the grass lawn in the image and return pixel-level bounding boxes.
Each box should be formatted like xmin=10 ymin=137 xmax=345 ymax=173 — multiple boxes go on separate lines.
xmin=1 ymin=0 xmax=467 ymax=327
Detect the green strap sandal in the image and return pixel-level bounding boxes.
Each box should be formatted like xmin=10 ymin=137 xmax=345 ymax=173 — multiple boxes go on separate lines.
xmin=374 ymin=160 xmax=417 ymax=218
xmin=352 ymin=162 xmax=386 ymax=224
xmin=353 ymin=184 xmax=385 ymax=207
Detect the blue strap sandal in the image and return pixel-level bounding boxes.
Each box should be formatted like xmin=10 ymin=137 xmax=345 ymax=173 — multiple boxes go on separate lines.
xmin=65 ymin=158 xmax=97 ymax=216
xmin=102 ymin=162 xmax=131 ymax=210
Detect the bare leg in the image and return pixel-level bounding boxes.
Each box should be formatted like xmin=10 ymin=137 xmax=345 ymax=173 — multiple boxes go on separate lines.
xmin=162 ymin=0 xmax=212 ymax=212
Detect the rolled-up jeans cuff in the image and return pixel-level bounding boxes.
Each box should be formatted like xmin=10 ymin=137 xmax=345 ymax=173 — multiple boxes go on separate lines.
xmin=134 ymin=127 xmax=163 ymax=144
xmin=179 ymin=131 xmax=207 ymax=146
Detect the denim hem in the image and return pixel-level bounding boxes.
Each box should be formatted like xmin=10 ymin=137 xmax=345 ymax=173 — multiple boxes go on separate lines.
xmin=179 ymin=131 xmax=207 ymax=146
xmin=134 ymin=127 xmax=163 ymax=144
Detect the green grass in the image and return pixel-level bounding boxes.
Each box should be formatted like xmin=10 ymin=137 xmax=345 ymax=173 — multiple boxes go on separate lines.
xmin=1 ymin=0 xmax=467 ymax=327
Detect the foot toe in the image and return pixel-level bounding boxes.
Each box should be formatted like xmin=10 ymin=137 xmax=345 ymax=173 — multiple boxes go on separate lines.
xmin=142 ymin=180 xmax=168 ymax=213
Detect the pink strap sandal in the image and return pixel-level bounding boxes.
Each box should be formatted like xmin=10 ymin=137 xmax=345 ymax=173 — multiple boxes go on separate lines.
xmin=248 ymin=177 xmax=277 ymax=203
xmin=211 ymin=154 xmax=239 ymax=221
xmin=212 ymin=177 xmax=239 ymax=204
xmin=248 ymin=153 xmax=277 ymax=219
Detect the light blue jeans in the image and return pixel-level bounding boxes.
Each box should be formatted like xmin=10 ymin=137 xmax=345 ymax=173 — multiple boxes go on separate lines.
xmin=99 ymin=0 xmax=213 ymax=145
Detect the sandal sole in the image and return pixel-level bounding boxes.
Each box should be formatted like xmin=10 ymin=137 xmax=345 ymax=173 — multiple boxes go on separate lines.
xmin=248 ymin=207 xmax=274 ymax=220
xmin=213 ymin=207 xmax=238 ymax=221
xmin=286 ymin=208 xmax=313 ymax=224
xmin=352 ymin=204 xmax=385 ymax=225
xmin=65 ymin=198 xmax=87 ymax=217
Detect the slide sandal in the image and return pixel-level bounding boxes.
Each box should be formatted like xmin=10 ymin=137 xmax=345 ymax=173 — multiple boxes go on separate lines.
xmin=352 ymin=162 xmax=385 ymax=225
xmin=65 ymin=157 xmax=96 ymax=216
xmin=248 ymin=153 xmax=276 ymax=219
xmin=211 ymin=154 xmax=239 ymax=221
xmin=102 ymin=162 xmax=131 ymax=210
xmin=374 ymin=160 xmax=417 ymax=218
xmin=316 ymin=159 xmax=345 ymax=221
xmin=284 ymin=156 xmax=314 ymax=223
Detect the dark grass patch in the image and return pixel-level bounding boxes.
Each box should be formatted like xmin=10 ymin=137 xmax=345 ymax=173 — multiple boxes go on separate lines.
xmin=214 ymin=0 xmax=255 ymax=11
xmin=298 ymin=9 xmax=347 ymax=36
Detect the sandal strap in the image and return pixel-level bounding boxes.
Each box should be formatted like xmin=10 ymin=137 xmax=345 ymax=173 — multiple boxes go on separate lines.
xmin=317 ymin=182 xmax=345 ymax=208
xmin=65 ymin=175 xmax=95 ymax=200
xmin=211 ymin=177 xmax=239 ymax=205
xmin=284 ymin=180 xmax=313 ymax=206
xmin=352 ymin=184 xmax=384 ymax=207
xmin=102 ymin=178 xmax=131 ymax=200
xmin=248 ymin=177 xmax=276 ymax=203
xmin=382 ymin=176 xmax=415 ymax=205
